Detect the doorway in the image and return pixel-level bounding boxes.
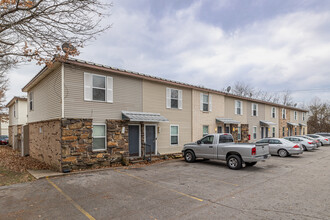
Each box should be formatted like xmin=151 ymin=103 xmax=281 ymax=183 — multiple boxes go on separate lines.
xmin=145 ymin=125 xmax=156 ymax=154
xmin=129 ymin=125 xmax=140 ymax=156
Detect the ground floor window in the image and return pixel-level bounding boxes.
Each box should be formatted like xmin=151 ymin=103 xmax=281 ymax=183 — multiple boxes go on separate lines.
xmin=253 ymin=127 xmax=257 ymax=139
xmin=238 ymin=126 xmax=241 ymax=141
xmin=294 ymin=128 xmax=297 ymax=135
xmin=272 ymin=127 xmax=276 ymax=137
xmin=93 ymin=124 xmax=106 ymax=151
xmin=282 ymin=127 xmax=285 ymax=137
xmin=303 ymin=127 xmax=305 ymax=135
xmin=203 ymin=125 xmax=209 ymax=136
xmin=225 ymin=125 xmax=230 ymax=133
xmin=170 ymin=125 xmax=179 ymax=145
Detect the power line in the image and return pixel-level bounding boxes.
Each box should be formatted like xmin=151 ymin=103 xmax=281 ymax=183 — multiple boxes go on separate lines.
xmin=269 ymin=87 xmax=330 ymax=93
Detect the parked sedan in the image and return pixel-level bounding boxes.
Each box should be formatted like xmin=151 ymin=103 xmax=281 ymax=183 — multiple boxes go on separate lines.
xmin=315 ymin=133 xmax=330 ymax=138
xmin=0 ymin=135 xmax=8 ymax=145
xmin=284 ymin=136 xmax=316 ymax=151
xmin=296 ymin=135 xmax=321 ymax=148
xmin=306 ymin=134 xmax=330 ymax=146
xmin=256 ymin=138 xmax=303 ymax=157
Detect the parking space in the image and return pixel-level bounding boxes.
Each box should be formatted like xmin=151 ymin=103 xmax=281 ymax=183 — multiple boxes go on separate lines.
xmin=1 ymin=147 xmax=330 ymax=220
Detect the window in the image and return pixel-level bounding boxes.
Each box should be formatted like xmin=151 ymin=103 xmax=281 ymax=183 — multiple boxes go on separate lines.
xmin=282 ymin=108 xmax=286 ymax=119
xmin=92 ymin=124 xmax=106 ymax=151
xmin=13 ymin=103 xmax=16 ymax=118
xmin=29 ymin=92 xmax=34 ymax=111
xmin=294 ymin=128 xmax=297 ymax=135
xmin=253 ymin=126 xmax=257 ymax=139
xmin=252 ymin=103 xmax=258 ymax=116
xmin=303 ymin=127 xmax=305 ymax=135
xmin=237 ymin=126 xmax=241 ymax=141
xmin=282 ymin=127 xmax=285 ymax=137
xmin=200 ymin=135 xmax=214 ymax=144
xmin=200 ymin=93 xmax=212 ymax=112
xmin=235 ymin=100 xmax=243 ymax=115
xmin=170 ymin=125 xmax=179 ymax=145
xmin=272 ymin=127 xmax=276 ymax=137
xmin=219 ymin=135 xmax=234 ymax=143
xmin=302 ymin=112 xmax=305 ymax=121
xmin=225 ymin=126 xmax=230 ymax=133
xmin=294 ymin=111 xmax=297 ymax=120
xmin=166 ymin=88 xmax=182 ymax=109
xmin=271 ymin=107 xmax=276 ymax=118
xmin=269 ymin=139 xmax=281 ymax=144
xmin=203 ymin=125 xmax=209 ymax=136
xmin=84 ymin=73 xmax=113 ymax=103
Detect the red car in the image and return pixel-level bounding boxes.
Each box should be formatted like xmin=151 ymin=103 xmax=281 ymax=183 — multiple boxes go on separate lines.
xmin=0 ymin=135 xmax=8 ymax=145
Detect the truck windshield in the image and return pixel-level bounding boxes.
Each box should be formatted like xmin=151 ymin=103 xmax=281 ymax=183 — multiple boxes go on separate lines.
xmin=219 ymin=135 xmax=234 ymax=143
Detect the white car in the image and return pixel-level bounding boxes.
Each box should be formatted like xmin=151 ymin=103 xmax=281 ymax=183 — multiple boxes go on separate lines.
xmin=256 ymin=138 xmax=303 ymax=157
xmin=284 ymin=136 xmax=316 ymax=151
xmin=306 ymin=134 xmax=330 ymax=146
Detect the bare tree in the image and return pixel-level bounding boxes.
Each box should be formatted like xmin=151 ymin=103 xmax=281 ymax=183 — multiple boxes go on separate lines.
xmin=280 ymin=90 xmax=294 ymax=106
xmin=0 ymin=0 xmax=112 ymax=74
xmin=307 ymin=97 xmax=330 ymax=133
xmin=232 ymin=81 xmax=255 ymax=97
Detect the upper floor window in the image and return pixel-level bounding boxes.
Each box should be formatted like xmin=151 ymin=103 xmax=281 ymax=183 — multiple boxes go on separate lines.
xmin=302 ymin=112 xmax=305 ymax=121
xmin=252 ymin=103 xmax=258 ymax=116
xmin=84 ymin=73 xmax=113 ymax=103
xmin=200 ymin=93 xmax=212 ymax=112
xmin=235 ymin=100 xmax=243 ymax=115
xmin=29 ymin=92 xmax=34 ymax=111
xmin=282 ymin=108 xmax=286 ymax=119
xmin=166 ymin=88 xmax=182 ymax=109
xmin=271 ymin=107 xmax=276 ymax=118
xmin=294 ymin=111 xmax=297 ymax=120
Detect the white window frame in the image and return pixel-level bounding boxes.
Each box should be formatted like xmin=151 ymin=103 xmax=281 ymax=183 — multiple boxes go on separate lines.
xmin=238 ymin=126 xmax=241 ymax=141
xmin=170 ymin=125 xmax=179 ymax=146
xmin=253 ymin=126 xmax=257 ymax=139
xmin=29 ymin=92 xmax=34 ymax=111
xmin=294 ymin=111 xmax=297 ymax=120
xmin=203 ymin=125 xmax=209 ymax=136
xmin=282 ymin=127 xmax=285 ymax=137
xmin=166 ymin=88 xmax=182 ymax=109
xmin=92 ymin=123 xmax=107 ymax=151
xmin=271 ymin=107 xmax=276 ymax=118
xmin=84 ymin=72 xmax=113 ymax=103
xmin=235 ymin=100 xmax=243 ymax=115
xmin=251 ymin=103 xmax=258 ymax=116
xmin=302 ymin=112 xmax=305 ymax=121
xmin=13 ymin=103 xmax=16 ymax=118
xmin=272 ymin=127 xmax=276 ymax=137
xmin=282 ymin=108 xmax=286 ymax=119
xmin=200 ymin=93 xmax=212 ymax=112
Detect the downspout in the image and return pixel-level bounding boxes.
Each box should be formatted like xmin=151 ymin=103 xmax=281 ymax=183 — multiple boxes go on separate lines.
xmin=61 ymin=63 xmax=65 ymax=118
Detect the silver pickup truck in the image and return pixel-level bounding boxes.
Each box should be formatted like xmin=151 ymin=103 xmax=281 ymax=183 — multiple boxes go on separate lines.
xmin=182 ymin=133 xmax=270 ymax=169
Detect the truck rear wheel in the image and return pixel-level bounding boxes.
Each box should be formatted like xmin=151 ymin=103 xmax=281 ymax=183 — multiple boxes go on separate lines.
xmin=246 ymin=162 xmax=257 ymax=166
xmin=226 ymin=155 xmax=242 ymax=170
xmin=184 ymin=150 xmax=196 ymax=163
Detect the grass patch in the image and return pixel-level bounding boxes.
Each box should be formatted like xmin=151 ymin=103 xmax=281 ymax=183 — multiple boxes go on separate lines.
xmin=0 ymin=166 xmax=35 ymax=186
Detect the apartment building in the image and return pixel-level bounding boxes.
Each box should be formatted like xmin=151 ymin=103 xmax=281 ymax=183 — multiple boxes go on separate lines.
xmin=19 ymin=58 xmax=308 ymax=171
xmin=6 ymin=97 xmax=27 ymax=150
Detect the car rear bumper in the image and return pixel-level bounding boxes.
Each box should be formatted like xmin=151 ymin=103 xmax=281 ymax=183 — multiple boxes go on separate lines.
xmin=243 ymin=154 xmax=271 ymax=162
xmin=288 ymin=149 xmax=303 ymax=155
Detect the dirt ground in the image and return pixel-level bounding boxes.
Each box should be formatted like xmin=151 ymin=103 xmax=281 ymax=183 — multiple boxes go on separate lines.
xmin=0 ymin=146 xmax=51 ymax=186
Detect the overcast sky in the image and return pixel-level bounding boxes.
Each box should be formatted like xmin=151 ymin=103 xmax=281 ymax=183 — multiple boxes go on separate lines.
xmin=6 ymin=0 xmax=330 ymax=106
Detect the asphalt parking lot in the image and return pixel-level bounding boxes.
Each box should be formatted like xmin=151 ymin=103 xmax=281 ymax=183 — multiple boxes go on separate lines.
xmin=1 ymin=147 xmax=330 ymax=220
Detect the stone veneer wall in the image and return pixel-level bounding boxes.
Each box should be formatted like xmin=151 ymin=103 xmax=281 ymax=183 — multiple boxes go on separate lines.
xmin=61 ymin=118 xmax=130 ymax=171
xmin=279 ymin=109 xmax=290 ymax=138
xmin=29 ymin=119 xmax=62 ymax=171
xmin=240 ymin=124 xmax=249 ymax=143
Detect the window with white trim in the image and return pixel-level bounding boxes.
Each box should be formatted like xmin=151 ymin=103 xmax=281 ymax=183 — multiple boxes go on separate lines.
xmin=200 ymin=93 xmax=212 ymax=112
xmin=253 ymin=126 xmax=257 ymax=139
xmin=92 ymin=124 xmax=106 ymax=151
xmin=272 ymin=127 xmax=276 ymax=137
xmin=282 ymin=127 xmax=285 ymax=137
xmin=252 ymin=103 xmax=258 ymax=116
xmin=302 ymin=112 xmax=305 ymax=121
xmin=238 ymin=126 xmax=241 ymax=141
xmin=84 ymin=73 xmax=113 ymax=103
xmin=271 ymin=107 xmax=276 ymax=118
xmin=282 ymin=108 xmax=286 ymax=119
xmin=13 ymin=103 xmax=16 ymax=118
xmin=294 ymin=111 xmax=297 ymax=120
xmin=203 ymin=125 xmax=209 ymax=136
xmin=166 ymin=88 xmax=182 ymax=109
xmin=170 ymin=125 xmax=179 ymax=145
xmin=235 ymin=100 xmax=243 ymax=115
xmin=29 ymin=92 xmax=34 ymax=111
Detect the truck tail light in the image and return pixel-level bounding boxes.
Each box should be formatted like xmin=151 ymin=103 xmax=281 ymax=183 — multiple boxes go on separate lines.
xmin=325 ymin=139 xmax=328 ymax=141
xmin=293 ymin=145 xmax=300 ymax=148
xmin=252 ymin=147 xmax=256 ymax=155
xmin=308 ymin=142 xmax=312 ymax=144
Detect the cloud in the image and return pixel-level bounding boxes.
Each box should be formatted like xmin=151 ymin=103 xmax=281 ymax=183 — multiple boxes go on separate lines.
xmin=6 ymin=0 xmax=330 ymax=105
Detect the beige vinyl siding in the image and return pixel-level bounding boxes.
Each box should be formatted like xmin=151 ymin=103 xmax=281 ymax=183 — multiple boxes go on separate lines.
xmin=142 ymin=80 xmax=192 ymax=154
xmin=8 ymin=105 xmax=15 ymax=126
xmin=8 ymin=100 xmax=27 ymax=126
xmin=264 ymin=105 xmax=279 ymax=138
xmin=192 ymin=90 xmax=225 ymax=141
xmin=247 ymin=102 xmax=265 ymax=141
xmin=64 ymin=64 xmax=143 ymax=123
xmin=27 ymin=66 xmax=62 ymax=123
xmin=224 ymin=97 xmax=248 ymax=124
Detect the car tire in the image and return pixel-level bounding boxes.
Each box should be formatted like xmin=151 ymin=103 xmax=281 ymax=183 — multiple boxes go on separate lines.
xmin=226 ymin=155 xmax=242 ymax=170
xmin=278 ymin=149 xmax=288 ymax=157
xmin=302 ymin=145 xmax=307 ymax=151
xmin=184 ymin=150 xmax=196 ymax=163
xmin=246 ymin=162 xmax=257 ymax=166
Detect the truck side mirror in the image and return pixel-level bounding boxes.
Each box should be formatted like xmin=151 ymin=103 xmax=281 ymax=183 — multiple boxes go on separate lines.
xmin=197 ymin=140 xmax=201 ymax=145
